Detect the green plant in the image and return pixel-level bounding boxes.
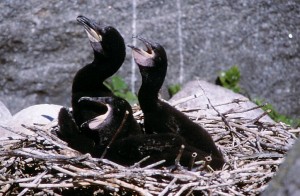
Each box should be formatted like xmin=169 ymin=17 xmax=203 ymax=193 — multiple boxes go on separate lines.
xmin=168 ymin=84 xmax=181 ymax=97
xmin=217 ymin=66 xmax=299 ymax=127
xmin=104 ymin=76 xmax=138 ymax=105
xmin=254 ymin=99 xmax=300 ymax=127
xmin=217 ymin=65 xmax=241 ymax=93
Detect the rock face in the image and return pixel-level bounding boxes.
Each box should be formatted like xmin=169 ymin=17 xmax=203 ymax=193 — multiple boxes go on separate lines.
xmin=0 ymin=103 xmax=62 ymax=143
xmin=0 ymin=100 xmax=12 ymax=124
xmin=170 ymin=80 xmax=274 ymax=123
xmin=6 ymin=104 xmax=62 ymax=135
xmin=262 ymin=138 xmax=300 ymax=196
xmin=0 ymin=1 xmax=299 ymax=118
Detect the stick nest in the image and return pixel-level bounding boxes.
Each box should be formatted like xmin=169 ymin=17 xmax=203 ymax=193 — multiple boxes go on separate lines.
xmin=0 ymin=98 xmax=299 ymax=196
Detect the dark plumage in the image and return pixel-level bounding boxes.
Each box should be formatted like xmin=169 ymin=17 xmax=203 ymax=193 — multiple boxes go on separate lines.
xmin=57 ymin=96 xmax=142 ymax=158
xmin=57 ymin=97 xmax=207 ymax=168
xmin=129 ymin=37 xmax=225 ymax=169
xmin=57 ymin=107 xmax=95 ymax=154
xmin=79 ymin=96 xmax=141 ymax=149
xmin=57 ymin=16 xmax=142 ymax=159
xmin=108 ymin=133 xmax=217 ymax=167
xmin=72 ymin=15 xmax=126 ymax=126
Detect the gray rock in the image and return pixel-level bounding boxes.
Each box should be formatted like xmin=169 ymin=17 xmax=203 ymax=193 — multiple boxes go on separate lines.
xmin=0 ymin=126 xmax=22 ymax=140
xmin=170 ymin=80 xmax=274 ymax=123
xmin=0 ymin=100 xmax=12 ymax=125
xmin=262 ymin=137 xmax=300 ymax=196
xmin=0 ymin=0 xmax=299 ymax=118
xmin=6 ymin=104 xmax=62 ymax=135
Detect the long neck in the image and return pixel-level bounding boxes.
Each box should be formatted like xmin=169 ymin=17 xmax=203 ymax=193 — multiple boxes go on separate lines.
xmin=138 ymin=81 xmax=160 ymax=112
xmin=72 ymin=63 xmax=108 ymax=93
xmin=93 ymin=53 xmax=121 ymax=79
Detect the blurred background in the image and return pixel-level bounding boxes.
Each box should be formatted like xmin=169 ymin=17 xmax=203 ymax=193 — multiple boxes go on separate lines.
xmin=0 ymin=0 xmax=299 ymax=119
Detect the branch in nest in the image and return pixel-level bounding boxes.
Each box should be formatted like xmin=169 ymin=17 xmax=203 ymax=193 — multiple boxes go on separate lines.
xmin=1 ymin=85 xmax=298 ymax=195
xmin=197 ymin=80 xmax=243 ymax=140
xmin=230 ymin=122 xmax=284 ymax=145
xmin=194 ymin=181 xmax=238 ymax=191
xmin=101 ymin=110 xmax=129 ymax=159
xmin=143 ymin=160 xmax=166 ymax=169
xmin=259 ymin=140 xmax=290 ymax=152
xmin=52 ymin=165 xmax=119 ymax=191
xmin=170 ymin=93 xmax=203 ymax=106
xmin=130 ymin=156 xmax=150 ymax=168
xmin=18 ymin=170 xmax=48 ymax=196
xmin=175 ymin=144 xmax=185 ymax=167
xmin=222 ymin=103 xmax=267 ymax=116
xmin=158 ymin=177 xmax=177 ymax=196
xmin=247 ymin=109 xmax=271 ymax=124
xmin=107 ymin=178 xmax=152 ymax=196
xmin=22 ymin=124 xmax=73 ymax=151
xmin=0 ymin=125 xmax=31 ymax=137
xmin=188 ymin=152 xmax=198 ymax=171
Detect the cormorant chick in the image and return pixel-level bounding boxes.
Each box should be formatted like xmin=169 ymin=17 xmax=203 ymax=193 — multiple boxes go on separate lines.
xmin=108 ymin=133 xmax=218 ymax=168
xmin=57 ymin=96 xmax=142 ymax=158
xmin=129 ymin=37 xmax=225 ymax=169
xmin=58 ymin=107 xmax=211 ymax=168
xmin=57 ymin=16 xmax=143 ymax=160
xmin=79 ymin=96 xmax=141 ymax=152
xmin=72 ymin=15 xmax=126 ymax=125
xmin=57 ymin=107 xmax=95 ymax=154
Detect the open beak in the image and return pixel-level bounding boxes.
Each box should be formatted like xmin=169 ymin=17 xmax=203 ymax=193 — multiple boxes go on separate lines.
xmin=128 ymin=36 xmax=155 ymax=67
xmin=77 ymin=15 xmax=102 ymax=43
xmin=78 ymin=97 xmax=112 ymax=130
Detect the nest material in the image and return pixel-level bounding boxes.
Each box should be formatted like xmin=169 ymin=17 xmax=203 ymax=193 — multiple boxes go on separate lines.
xmin=0 ymin=97 xmax=299 ymax=196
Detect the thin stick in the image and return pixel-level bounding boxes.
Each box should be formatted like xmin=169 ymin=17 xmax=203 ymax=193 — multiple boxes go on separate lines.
xmin=53 ymin=165 xmax=119 ymax=189
xmin=214 ymin=191 xmax=233 ymax=196
xmin=130 ymin=156 xmax=150 ymax=168
xmin=247 ymin=110 xmax=271 ymax=124
xmin=19 ymin=183 xmax=77 ymax=188
xmin=188 ymin=152 xmax=197 ymax=171
xmin=222 ymin=104 xmax=267 ymax=115
xmin=175 ymin=182 xmax=199 ymax=196
xmin=1 ymin=184 xmax=11 ymax=195
xmin=0 ymin=125 xmax=30 ymax=137
xmin=197 ymin=80 xmax=235 ymax=135
xmin=214 ymin=98 xmax=248 ymax=107
xmin=158 ymin=177 xmax=177 ymax=196
xmin=108 ymin=178 xmax=152 ymax=196
xmin=175 ymin=145 xmax=185 ymax=166
xmin=17 ymin=170 xmax=48 ymax=196
xmin=22 ymin=124 xmax=73 ymax=150
xmin=259 ymin=140 xmax=290 ymax=152
xmin=143 ymin=160 xmax=166 ymax=169
xmin=230 ymin=122 xmax=284 ymax=145
xmin=194 ymin=181 xmax=238 ymax=191
xmin=242 ymin=160 xmax=283 ymax=168
xmin=42 ymin=189 xmax=62 ymax=196
xmin=52 ymin=165 xmax=77 ymax=177
xmin=101 ymin=111 xmax=129 ymax=159
xmin=170 ymin=93 xmax=203 ymax=106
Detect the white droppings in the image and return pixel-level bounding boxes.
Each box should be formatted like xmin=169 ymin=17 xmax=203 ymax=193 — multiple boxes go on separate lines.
xmin=288 ymin=33 xmax=293 ymax=39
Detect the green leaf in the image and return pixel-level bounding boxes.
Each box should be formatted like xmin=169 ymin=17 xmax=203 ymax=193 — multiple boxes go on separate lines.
xmin=218 ymin=65 xmax=241 ymax=93
xmin=111 ymin=76 xmax=128 ymax=91
xmin=168 ymin=84 xmax=181 ymax=97
xmin=104 ymin=75 xmax=138 ymax=105
xmin=124 ymin=92 xmax=138 ymax=105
